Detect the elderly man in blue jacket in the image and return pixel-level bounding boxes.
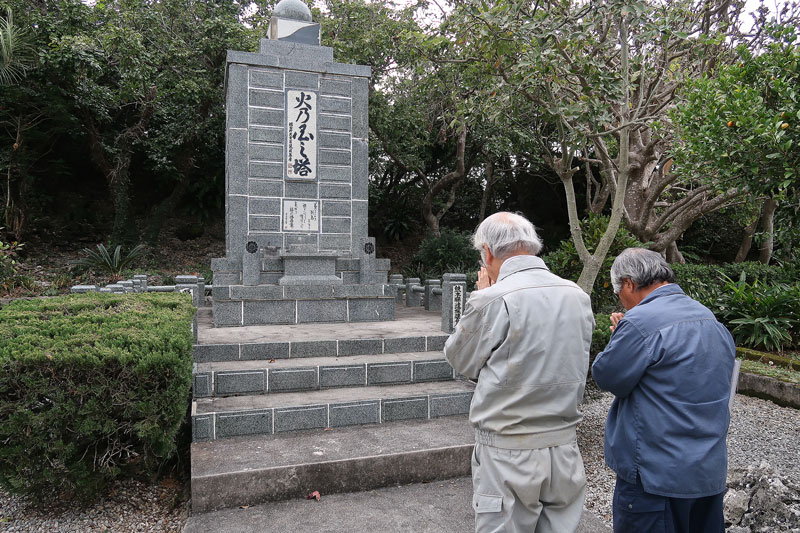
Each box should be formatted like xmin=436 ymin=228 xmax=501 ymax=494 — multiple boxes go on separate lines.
xmin=592 ymin=248 xmax=736 ymax=533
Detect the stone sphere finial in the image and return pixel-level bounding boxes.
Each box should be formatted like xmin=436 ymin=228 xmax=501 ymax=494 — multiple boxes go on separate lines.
xmin=273 ymin=0 xmax=312 ymax=22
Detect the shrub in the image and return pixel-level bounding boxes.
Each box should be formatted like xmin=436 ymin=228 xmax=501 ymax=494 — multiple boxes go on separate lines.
xmin=0 ymin=229 xmax=22 ymax=280
xmin=674 ymin=261 xmax=798 ymax=308
xmin=0 ymin=293 xmax=196 ymax=501
xmin=77 ymin=243 xmax=147 ymax=278
xmin=545 ymin=215 xmax=644 ymax=313
xmin=411 ymin=228 xmax=480 ymax=278
xmin=591 ymin=314 xmax=613 ymax=356
xmin=713 ymin=276 xmax=800 ymax=352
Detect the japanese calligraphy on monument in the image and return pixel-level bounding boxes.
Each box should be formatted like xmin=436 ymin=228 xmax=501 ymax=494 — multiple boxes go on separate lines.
xmin=452 ymin=284 xmax=464 ymax=326
xmin=283 ymin=200 xmax=319 ymax=232
xmin=286 ymin=89 xmax=317 ymax=180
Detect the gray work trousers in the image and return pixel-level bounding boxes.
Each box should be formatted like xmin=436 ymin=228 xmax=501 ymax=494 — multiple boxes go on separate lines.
xmin=472 ymin=441 xmax=586 ymax=533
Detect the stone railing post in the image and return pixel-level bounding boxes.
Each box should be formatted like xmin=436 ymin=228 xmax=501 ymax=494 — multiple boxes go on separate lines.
xmin=441 ymin=273 xmax=467 ymax=333
xmin=423 ymin=279 xmax=441 ymax=311
xmin=405 ymin=277 xmax=422 ymax=307
xmin=389 ymin=274 xmax=405 ymax=303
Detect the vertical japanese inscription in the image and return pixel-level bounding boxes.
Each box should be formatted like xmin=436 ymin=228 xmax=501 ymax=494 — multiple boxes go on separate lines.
xmin=286 ymin=90 xmax=318 ymax=180
xmin=283 ymin=200 xmax=319 ymax=232
xmin=452 ymin=284 xmax=464 ymax=326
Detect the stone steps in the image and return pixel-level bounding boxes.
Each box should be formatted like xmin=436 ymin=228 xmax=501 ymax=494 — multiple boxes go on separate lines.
xmin=189 ymin=304 xmax=474 ymax=514
xmin=193 ymin=351 xmax=456 ymax=398
xmin=189 ymin=415 xmax=475 ymax=513
xmin=191 ymin=380 xmax=474 ymax=442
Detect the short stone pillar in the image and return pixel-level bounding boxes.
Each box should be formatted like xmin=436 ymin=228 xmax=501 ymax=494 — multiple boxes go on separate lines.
xmin=423 ymin=279 xmax=441 ymax=311
xmin=405 ymin=278 xmax=422 ymax=307
xmin=389 ymin=274 xmax=404 ymax=303
xmin=70 ymin=285 xmax=98 ymax=294
xmin=441 ymin=273 xmax=467 ymax=333
xmin=133 ymin=274 xmax=148 ymax=292
xmin=176 ymin=275 xmax=201 ymax=306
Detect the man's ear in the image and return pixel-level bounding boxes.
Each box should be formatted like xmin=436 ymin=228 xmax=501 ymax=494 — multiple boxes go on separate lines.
xmin=483 ymin=245 xmax=495 ymax=264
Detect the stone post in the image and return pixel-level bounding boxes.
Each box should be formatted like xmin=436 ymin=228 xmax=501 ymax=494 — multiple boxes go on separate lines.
xmin=389 ymin=274 xmax=404 ymax=303
xmin=441 ymin=273 xmax=467 ymax=333
xmin=423 ymin=279 xmax=441 ymax=311
xmin=405 ymin=278 xmax=422 ymax=307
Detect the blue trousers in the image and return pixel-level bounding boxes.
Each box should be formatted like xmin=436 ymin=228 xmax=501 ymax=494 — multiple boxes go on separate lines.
xmin=612 ymin=476 xmax=725 ymax=533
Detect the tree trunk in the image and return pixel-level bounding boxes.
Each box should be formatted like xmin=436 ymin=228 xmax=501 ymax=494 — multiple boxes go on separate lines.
xmin=421 ymin=122 xmax=467 ymax=236
xmin=734 ymin=205 xmax=761 ymax=262
xmin=574 ymin=14 xmax=632 ymax=294
xmin=758 ymin=197 xmax=778 ymax=265
xmin=665 ymin=240 xmax=685 ymax=264
xmin=479 ymin=158 xmax=495 ymax=222
xmin=110 ymin=153 xmax=138 ymax=246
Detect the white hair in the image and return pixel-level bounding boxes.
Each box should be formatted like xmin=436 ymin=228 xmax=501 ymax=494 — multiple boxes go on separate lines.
xmin=610 ymin=248 xmax=675 ymax=294
xmin=472 ymin=212 xmax=543 ymax=261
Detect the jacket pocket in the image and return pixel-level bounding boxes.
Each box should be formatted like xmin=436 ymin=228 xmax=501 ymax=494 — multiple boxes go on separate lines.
xmin=473 ymin=493 xmax=502 ymax=514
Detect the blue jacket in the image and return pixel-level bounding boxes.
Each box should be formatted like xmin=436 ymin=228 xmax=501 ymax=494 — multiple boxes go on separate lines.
xmin=591 ymin=284 xmax=736 ymax=498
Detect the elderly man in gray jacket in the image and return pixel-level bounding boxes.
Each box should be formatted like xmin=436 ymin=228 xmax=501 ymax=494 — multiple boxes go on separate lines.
xmin=444 ymin=212 xmax=595 ymax=533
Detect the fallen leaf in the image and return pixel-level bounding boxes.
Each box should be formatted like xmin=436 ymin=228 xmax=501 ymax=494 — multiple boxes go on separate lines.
xmin=323 ymin=427 xmax=333 ymax=431
xmin=307 ymin=490 xmax=321 ymax=501
xmin=268 ymin=358 xmax=276 ymax=363
xmin=239 ymin=505 xmax=250 ymax=509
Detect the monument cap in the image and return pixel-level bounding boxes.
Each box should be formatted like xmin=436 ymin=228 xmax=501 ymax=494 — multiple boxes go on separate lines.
xmin=273 ymin=0 xmax=312 ymax=21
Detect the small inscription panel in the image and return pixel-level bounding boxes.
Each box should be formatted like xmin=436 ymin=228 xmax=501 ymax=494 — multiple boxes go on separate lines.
xmin=452 ymin=284 xmax=464 ymax=326
xmin=286 ymin=90 xmax=318 ymax=180
xmin=283 ymin=200 xmax=320 ymax=232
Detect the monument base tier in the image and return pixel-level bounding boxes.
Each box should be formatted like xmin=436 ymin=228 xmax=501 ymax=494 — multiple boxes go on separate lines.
xmin=211 ymin=284 xmax=396 ymax=326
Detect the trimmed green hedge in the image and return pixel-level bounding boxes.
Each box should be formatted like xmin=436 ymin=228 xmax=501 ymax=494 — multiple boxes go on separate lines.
xmin=0 ymin=293 xmax=196 ymax=500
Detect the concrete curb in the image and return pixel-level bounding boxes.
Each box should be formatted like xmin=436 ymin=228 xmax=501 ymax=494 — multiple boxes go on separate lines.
xmin=738 ymin=371 xmax=800 ymax=409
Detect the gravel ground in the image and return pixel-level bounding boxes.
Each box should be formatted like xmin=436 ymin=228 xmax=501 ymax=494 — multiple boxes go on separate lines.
xmin=1 ymin=390 xmax=797 ymax=532
xmin=579 ymin=387 xmax=800 ymax=526
xmin=0 ymin=479 xmax=189 ymax=532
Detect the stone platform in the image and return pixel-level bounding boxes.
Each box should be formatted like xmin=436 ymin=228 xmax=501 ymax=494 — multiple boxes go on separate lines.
xmin=189 ymin=303 xmax=475 ymax=514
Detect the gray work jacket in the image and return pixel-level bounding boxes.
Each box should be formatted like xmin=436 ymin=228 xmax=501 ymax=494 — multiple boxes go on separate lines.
xmin=444 ymin=255 xmax=594 ymax=449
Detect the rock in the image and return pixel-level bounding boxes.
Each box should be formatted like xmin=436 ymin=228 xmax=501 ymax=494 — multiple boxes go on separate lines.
xmin=724 ymin=488 xmax=750 ymax=525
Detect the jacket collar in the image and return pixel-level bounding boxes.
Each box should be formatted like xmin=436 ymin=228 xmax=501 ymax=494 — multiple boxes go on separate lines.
xmin=638 ymin=283 xmax=685 ymax=306
xmin=496 ymin=255 xmax=549 ymax=282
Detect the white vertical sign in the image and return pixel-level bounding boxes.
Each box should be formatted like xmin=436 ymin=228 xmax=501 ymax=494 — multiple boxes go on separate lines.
xmin=282 ymin=200 xmax=319 ymax=232
xmin=286 ymin=90 xmax=317 ymax=180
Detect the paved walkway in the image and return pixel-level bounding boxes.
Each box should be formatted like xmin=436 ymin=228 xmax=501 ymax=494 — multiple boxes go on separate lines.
xmin=183 ymin=476 xmax=611 ymax=533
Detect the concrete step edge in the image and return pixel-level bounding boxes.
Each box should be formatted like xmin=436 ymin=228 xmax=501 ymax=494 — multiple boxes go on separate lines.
xmin=191 ymin=381 xmax=474 ymax=441
xmin=193 ymin=334 xmax=449 ymax=363
xmin=193 ymin=353 xmax=455 ymax=399
xmin=191 ymin=443 xmax=473 ymax=513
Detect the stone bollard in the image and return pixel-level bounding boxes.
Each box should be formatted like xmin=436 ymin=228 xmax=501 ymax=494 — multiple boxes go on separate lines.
xmin=107 ymin=284 xmax=124 ymax=294
xmin=389 ymin=274 xmax=405 ymax=303
xmin=176 ymin=275 xmax=201 ymax=306
xmin=405 ymin=277 xmax=423 ymax=307
xmin=441 ymin=273 xmax=467 ymax=333
xmin=70 ymin=285 xmax=98 ymax=293
xmin=423 ymin=279 xmax=441 ymax=311
xmin=430 ymin=287 xmax=443 ymax=312
xmin=197 ymin=277 xmax=206 ymax=306
xmin=134 ymin=274 xmax=148 ymax=292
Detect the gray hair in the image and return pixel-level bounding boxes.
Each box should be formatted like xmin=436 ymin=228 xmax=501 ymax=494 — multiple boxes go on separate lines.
xmin=610 ymin=248 xmax=675 ymax=294
xmin=472 ymin=212 xmax=543 ymax=261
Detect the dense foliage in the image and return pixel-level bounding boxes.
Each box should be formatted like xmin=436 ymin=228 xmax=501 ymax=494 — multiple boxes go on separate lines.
xmin=0 ymin=293 xmax=196 ymax=500
xmin=545 ymin=215 xmax=644 ymax=312
xmin=409 ymin=228 xmax=480 ymax=278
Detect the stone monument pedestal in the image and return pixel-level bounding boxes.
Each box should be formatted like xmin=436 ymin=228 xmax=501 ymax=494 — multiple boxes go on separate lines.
xmin=210 ymin=3 xmax=394 ymax=327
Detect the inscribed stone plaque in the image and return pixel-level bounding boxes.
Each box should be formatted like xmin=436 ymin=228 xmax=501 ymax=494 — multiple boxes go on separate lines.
xmin=452 ymin=284 xmax=464 ymax=326
xmin=286 ymin=89 xmax=318 ymax=180
xmin=282 ymin=200 xmax=319 ymax=232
